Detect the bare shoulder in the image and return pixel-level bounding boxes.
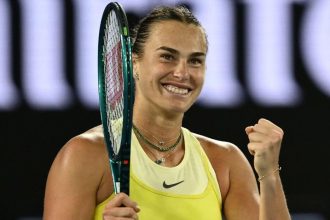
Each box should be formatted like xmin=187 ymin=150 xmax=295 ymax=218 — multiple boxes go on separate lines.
xmin=56 ymin=125 xmax=107 ymax=168
xmin=193 ymin=132 xmax=252 ymax=174
xmin=66 ymin=125 xmax=106 ymax=156
xmin=44 ymin=125 xmax=110 ymax=219
xmin=47 ymin=125 xmax=108 ymax=189
xmin=193 ymin=132 xmax=245 ymax=163
xmin=192 ymin=133 xmax=255 ymax=201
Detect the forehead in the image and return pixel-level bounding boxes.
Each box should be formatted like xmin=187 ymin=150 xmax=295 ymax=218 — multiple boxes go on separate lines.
xmin=146 ymin=20 xmax=207 ymax=53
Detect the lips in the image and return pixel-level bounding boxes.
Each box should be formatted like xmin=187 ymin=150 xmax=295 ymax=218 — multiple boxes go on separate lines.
xmin=163 ymin=84 xmax=190 ymax=95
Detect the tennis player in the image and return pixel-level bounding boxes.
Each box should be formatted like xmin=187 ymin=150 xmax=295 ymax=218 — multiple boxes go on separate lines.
xmin=44 ymin=5 xmax=291 ymax=220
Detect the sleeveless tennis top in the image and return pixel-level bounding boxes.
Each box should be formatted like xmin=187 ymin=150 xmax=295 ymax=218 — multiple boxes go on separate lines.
xmin=94 ymin=127 xmax=222 ymax=220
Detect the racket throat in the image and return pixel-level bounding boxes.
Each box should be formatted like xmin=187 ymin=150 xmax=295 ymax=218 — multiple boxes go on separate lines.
xmin=109 ymin=159 xmax=122 ymax=194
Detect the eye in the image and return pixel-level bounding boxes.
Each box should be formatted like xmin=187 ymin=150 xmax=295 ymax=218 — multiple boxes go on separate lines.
xmin=160 ymin=53 xmax=174 ymax=61
xmin=189 ymin=58 xmax=203 ymax=66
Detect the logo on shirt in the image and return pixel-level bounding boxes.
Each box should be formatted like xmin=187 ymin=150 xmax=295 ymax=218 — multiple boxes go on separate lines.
xmin=162 ymin=180 xmax=184 ymax=189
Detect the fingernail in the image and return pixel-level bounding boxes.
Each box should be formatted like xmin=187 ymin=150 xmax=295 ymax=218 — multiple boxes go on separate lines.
xmin=135 ymin=205 xmax=141 ymax=212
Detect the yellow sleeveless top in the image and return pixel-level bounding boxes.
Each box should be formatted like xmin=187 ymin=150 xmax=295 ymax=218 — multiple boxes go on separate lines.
xmin=94 ymin=128 xmax=222 ymax=220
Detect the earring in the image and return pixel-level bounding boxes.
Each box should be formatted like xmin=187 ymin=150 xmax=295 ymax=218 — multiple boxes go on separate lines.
xmin=134 ymin=73 xmax=139 ymax=80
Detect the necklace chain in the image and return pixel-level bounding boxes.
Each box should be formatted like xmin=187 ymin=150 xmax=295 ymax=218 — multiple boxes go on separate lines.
xmin=132 ymin=124 xmax=182 ymax=152
xmin=143 ymin=144 xmax=175 ymax=165
xmin=134 ymin=124 xmax=179 ymax=146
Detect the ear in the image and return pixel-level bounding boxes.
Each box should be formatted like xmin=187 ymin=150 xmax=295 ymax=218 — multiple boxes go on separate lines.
xmin=132 ymin=54 xmax=139 ymax=74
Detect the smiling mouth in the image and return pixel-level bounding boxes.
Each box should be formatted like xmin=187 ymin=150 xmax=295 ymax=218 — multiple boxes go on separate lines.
xmin=163 ymin=85 xmax=190 ymax=95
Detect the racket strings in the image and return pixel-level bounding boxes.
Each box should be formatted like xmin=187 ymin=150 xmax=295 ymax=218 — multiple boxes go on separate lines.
xmin=103 ymin=11 xmax=124 ymax=154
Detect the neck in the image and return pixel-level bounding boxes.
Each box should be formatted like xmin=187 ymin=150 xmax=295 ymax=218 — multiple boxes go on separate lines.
xmin=132 ymin=105 xmax=183 ymax=142
xmin=132 ymin=123 xmax=185 ymax=167
xmin=133 ymin=124 xmax=182 ymax=152
xmin=132 ymin=103 xmax=185 ymax=167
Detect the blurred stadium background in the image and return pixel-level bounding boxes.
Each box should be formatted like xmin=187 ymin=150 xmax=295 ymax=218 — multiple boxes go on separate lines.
xmin=0 ymin=0 xmax=329 ymax=219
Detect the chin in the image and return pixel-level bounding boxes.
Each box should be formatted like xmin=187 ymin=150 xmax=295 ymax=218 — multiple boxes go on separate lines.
xmin=167 ymin=102 xmax=192 ymax=114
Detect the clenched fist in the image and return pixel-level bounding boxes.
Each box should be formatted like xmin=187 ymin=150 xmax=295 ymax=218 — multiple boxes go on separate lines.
xmin=245 ymin=118 xmax=284 ymax=178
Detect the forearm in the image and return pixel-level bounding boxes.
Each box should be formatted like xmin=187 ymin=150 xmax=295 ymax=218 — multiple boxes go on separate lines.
xmin=259 ymin=173 xmax=291 ymax=220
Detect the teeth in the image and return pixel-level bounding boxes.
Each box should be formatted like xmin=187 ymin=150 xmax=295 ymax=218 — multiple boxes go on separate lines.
xmin=164 ymin=85 xmax=189 ymax=95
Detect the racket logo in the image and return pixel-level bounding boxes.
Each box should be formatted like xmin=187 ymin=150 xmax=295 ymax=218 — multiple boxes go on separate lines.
xmin=162 ymin=180 xmax=184 ymax=189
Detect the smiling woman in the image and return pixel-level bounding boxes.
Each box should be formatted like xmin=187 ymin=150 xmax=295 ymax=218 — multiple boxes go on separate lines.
xmin=44 ymin=5 xmax=291 ymax=220
xmin=132 ymin=20 xmax=207 ymax=115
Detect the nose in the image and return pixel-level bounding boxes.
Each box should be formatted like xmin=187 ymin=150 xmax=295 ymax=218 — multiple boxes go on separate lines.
xmin=173 ymin=60 xmax=189 ymax=81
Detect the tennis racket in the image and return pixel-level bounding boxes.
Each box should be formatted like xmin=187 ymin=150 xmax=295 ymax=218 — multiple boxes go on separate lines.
xmin=98 ymin=2 xmax=134 ymax=195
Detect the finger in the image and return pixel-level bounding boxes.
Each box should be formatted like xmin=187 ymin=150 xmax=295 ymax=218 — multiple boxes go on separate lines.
xmin=249 ymin=130 xmax=283 ymax=150
xmin=106 ymin=193 xmax=126 ymax=207
xmin=254 ymin=123 xmax=284 ymax=144
xmin=247 ymin=147 xmax=255 ymax=156
xmin=251 ymin=123 xmax=269 ymax=134
xmin=245 ymin=126 xmax=254 ymax=135
xmin=247 ymin=131 xmax=267 ymax=143
xmin=253 ymin=120 xmax=277 ymax=136
xmin=247 ymin=142 xmax=263 ymax=155
xmin=104 ymin=216 xmax=138 ymax=220
xmin=121 ymin=197 xmax=140 ymax=212
xmin=258 ymin=118 xmax=283 ymax=134
xmin=249 ymin=121 xmax=284 ymax=142
xmin=103 ymin=206 xmax=139 ymax=218
xmin=106 ymin=193 xmax=140 ymax=212
xmin=246 ymin=122 xmax=272 ymax=135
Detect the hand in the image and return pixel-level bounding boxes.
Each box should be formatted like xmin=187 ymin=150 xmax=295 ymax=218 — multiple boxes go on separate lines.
xmin=245 ymin=118 xmax=284 ymax=176
xmin=103 ymin=193 xmax=140 ymax=220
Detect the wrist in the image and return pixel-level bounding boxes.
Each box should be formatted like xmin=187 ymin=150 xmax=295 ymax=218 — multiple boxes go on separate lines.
xmin=258 ymin=166 xmax=281 ymax=182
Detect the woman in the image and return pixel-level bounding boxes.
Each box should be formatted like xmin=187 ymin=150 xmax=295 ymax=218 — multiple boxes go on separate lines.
xmin=44 ymin=5 xmax=291 ymax=220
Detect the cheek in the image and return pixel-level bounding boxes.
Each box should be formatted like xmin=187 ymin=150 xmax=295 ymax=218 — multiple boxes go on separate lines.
xmin=194 ymin=71 xmax=205 ymax=87
xmin=193 ymin=73 xmax=205 ymax=98
xmin=136 ymin=75 xmax=155 ymax=96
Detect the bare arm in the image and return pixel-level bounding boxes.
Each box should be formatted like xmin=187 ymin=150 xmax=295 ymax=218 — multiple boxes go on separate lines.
xmin=222 ymin=144 xmax=260 ymax=220
xmin=246 ymin=118 xmax=291 ymax=220
xmin=198 ymin=136 xmax=260 ymax=219
xmin=44 ymin=135 xmax=108 ymax=220
xmin=200 ymin=118 xmax=290 ymax=220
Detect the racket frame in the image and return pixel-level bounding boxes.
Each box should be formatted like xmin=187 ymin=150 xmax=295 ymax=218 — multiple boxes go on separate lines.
xmin=98 ymin=2 xmax=134 ymax=195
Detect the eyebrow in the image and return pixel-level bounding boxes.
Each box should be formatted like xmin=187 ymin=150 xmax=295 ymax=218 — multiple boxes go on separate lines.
xmin=156 ymin=46 xmax=206 ymax=57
